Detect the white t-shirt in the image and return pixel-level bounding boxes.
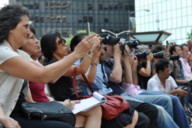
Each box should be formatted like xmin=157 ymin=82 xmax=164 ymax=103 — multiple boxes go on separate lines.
xmin=147 ymin=74 xmax=178 ymax=93
xmin=0 ymin=40 xmax=31 ymax=116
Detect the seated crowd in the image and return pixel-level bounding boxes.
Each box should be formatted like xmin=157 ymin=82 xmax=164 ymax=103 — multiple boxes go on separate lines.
xmin=0 ymin=3 xmax=192 ymax=128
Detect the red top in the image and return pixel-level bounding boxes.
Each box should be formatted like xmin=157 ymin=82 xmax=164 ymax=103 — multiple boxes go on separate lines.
xmin=29 ymin=82 xmax=50 ymax=102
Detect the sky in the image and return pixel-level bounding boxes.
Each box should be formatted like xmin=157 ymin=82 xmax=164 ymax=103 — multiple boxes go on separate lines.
xmin=0 ymin=0 xmax=9 ymax=8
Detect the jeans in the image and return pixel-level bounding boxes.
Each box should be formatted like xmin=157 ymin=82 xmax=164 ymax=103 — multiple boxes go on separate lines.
xmin=140 ymin=90 xmax=190 ymax=128
xmin=169 ymin=95 xmax=190 ymax=128
xmin=134 ymin=91 xmax=173 ymax=117
xmin=121 ymin=92 xmax=178 ymax=128
xmin=155 ymin=105 xmax=179 ymax=128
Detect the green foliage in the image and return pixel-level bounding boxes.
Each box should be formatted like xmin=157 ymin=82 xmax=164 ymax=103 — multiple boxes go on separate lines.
xmin=64 ymin=34 xmax=73 ymax=47
xmin=76 ymin=29 xmax=95 ymax=35
xmin=77 ymin=29 xmax=87 ymax=34
xmin=187 ymin=29 xmax=192 ymax=39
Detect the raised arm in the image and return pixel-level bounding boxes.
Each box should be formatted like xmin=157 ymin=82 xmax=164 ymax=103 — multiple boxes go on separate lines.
xmin=0 ymin=35 xmax=100 ymax=83
xmin=109 ymin=43 xmax=122 ymax=83
xmin=138 ymin=53 xmax=153 ymax=77
xmin=122 ymin=45 xmax=133 ymax=84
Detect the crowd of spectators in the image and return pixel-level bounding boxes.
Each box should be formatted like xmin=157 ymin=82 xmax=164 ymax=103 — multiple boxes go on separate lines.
xmin=0 ymin=3 xmax=192 ymax=128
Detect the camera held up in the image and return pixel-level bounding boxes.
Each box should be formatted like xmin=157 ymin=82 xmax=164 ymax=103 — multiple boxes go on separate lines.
xmin=119 ymin=39 xmax=139 ymax=53
xmin=135 ymin=50 xmax=180 ymax=60
xmin=99 ymin=33 xmax=120 ymax=45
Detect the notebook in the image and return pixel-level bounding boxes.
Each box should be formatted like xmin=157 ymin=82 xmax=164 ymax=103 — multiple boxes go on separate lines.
xmin=72 ymin=92 xmax=106 ymax=114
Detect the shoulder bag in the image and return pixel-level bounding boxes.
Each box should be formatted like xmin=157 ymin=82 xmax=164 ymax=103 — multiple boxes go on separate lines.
xmin=21 ymin=101 xmax=76 ymax=126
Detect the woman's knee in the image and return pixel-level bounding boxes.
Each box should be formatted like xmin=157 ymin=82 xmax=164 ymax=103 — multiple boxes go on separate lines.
xmin=81 ymin=105 xmax=102 ymax=117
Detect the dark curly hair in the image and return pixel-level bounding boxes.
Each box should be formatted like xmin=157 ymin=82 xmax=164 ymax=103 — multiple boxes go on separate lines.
xmin=155 ymin=59 xmax=170 ymax=73
xmin=0 ymin=4 xmax=30 ymax=43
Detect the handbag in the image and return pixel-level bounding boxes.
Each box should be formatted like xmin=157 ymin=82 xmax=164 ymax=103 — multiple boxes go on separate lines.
xmin=101 ymin=95 xmax=129 ymax=120
xmin=72 ymin=67 xmax=129 ymax=120
xmin=21 ymin=101 xmax=76 ymax=126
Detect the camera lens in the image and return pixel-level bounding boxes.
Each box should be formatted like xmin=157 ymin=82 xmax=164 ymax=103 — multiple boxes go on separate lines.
xmin=99 ymin=33 xmax=120 ymax=45
xmin=170 ymin=55 xmax=180 ymax=60
xmin=153 ymin=52 xmax=164 ymax=58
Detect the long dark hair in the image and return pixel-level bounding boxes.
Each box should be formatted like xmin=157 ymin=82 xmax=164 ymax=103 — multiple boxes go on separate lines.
xmin=40 ymin=32 xmax=61 ymax=61
xmin=0 ymin=4 xmax=30 ymax=44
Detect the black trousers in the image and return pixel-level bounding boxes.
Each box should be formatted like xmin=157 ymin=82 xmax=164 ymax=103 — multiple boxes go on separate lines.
xmin=12 ymin=117 xmax=73 ymax=128
xmin=135 ymin=102 xmax=158 ymax=128
xmin=101 ymin=107 xmax=150 ymax=128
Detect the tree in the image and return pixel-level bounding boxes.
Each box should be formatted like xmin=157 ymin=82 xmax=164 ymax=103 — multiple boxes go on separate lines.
xmin=187 ymin=29 xmax=192 ymax=39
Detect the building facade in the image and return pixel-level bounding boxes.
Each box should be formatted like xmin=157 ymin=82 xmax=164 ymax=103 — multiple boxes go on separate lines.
xmin=135 ymin=0 xmax=192 ymax=44
xmin=10 ymin=0 xmax=134 ymax=38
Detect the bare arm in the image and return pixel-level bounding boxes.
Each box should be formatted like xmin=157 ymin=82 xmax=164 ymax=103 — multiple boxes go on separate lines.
xmin=109 ymin=44 xmax=122 ymax=83
xmin=86 ymin=45 xmax=102 ymax=84
xmin=0 ymin=107 xmax=20 ymax=128
xmin=122 ymin=45 xmax=133 ymax=84
xmin=132 ymin=56 xmax=138 ymax=85
xmin=0 ymin=35 xmax=100 ymax=83
xmin=138 ymin=53 xmax=153 ymax=77
xmin=168 ymin=88 xmax=188 ymax=96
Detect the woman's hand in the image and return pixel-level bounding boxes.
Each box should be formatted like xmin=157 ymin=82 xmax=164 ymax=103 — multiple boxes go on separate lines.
xmin=0 ymin=116 xmax=20 ymax=128
xmin=61 ymin=100 xmax=80 ymax=110
xmin=74 ymin=34 xmax=101 ymax=58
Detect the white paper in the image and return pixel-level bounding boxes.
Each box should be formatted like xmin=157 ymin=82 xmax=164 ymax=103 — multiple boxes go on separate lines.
xmin=93 ymin=92 xmax=106 ymax=102
xmin=72 ymin=92 xmax=106 ymax=114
